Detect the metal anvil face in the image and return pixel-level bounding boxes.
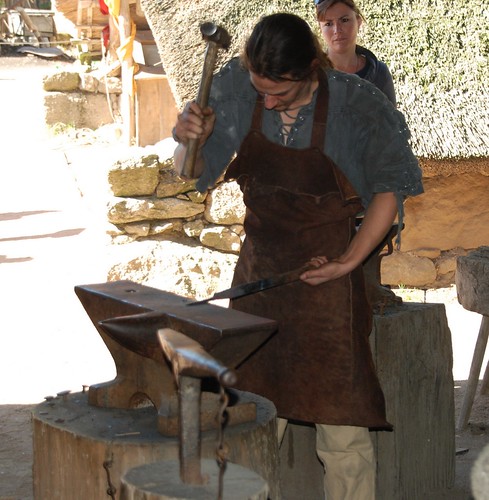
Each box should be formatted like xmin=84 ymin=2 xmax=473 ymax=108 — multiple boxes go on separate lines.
xmin=75 ymin=281 xmax=277 ymax=434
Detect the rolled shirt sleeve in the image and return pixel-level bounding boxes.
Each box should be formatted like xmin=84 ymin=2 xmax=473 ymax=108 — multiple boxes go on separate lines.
xmin=324 ymin=71 xmax=423 ymax=208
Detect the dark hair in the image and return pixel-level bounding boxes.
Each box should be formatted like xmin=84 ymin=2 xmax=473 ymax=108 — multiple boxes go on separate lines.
xmin=241 ymin=13 xmax=331 ymax=82
xmin=316 ymin=0 xmax=365 ymax=23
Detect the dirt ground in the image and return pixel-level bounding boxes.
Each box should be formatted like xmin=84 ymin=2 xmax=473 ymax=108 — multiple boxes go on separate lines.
xmin=0 ymin=50 xmax=488 ymax=499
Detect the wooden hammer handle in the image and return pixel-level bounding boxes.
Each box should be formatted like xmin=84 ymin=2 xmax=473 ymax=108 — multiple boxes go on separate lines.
xmin=181 ymin=42 xmax=219 ymax=178
xmin=157 ymin=328 xmax=237 ymax=387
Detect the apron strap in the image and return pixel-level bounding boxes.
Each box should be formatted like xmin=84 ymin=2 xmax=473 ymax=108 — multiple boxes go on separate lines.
xmin=310 ymin=69 xmax=329 ymax=150
xmin=251 ymin=94 xmax=264 ymax=131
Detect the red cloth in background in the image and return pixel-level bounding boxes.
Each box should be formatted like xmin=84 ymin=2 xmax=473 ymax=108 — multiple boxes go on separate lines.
xmin=99 ymin=0 xmax=109 ymax=48
xmin=102 ymin=24 xmax=109 ymax=48
xmin=99 ymin=0 xmax=109 ymax=15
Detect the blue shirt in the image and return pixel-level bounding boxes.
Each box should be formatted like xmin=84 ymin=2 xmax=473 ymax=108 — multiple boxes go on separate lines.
xmin=198 ymin=58 xmax=423 ymax=216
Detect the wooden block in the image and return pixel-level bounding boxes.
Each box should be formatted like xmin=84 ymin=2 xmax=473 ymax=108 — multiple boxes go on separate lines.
xmin=157 ymin=392 xmax=257 ymax=436
xmin=134 ymin=66 xmax=179 ymax=146
xmin=456 ymin=246 xmax=489 ymax=315
xmin=371 ymin=302 xmax=455 ymax=498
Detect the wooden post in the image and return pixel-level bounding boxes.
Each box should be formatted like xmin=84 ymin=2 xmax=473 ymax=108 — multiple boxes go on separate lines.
xmin=457 ymin=316 xmax=489 ymax=430
xmin=480 ymin=344 xmax=489 ymax=395
xmin=15 ymin=6 xmax=41 ymax=42
xmin=134 ymin=68 xmax=179 ymax=146
xmin=108 ymin=14 xmax=120 ymax=65
xmin=118 ymin=0 xmax=135 ymax=145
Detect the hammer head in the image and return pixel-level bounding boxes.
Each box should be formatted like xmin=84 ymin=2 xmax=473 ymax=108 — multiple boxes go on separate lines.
xmin=200 ymin=21 xmax=231 ymax=49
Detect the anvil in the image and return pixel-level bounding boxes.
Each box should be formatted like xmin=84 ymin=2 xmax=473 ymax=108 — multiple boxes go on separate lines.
xmin=75 ymin=280 xmax=278 ymax=435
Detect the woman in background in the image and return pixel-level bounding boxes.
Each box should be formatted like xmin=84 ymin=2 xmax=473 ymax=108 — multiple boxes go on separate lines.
xmin=315 ymin=0 xmax=396 ymax=105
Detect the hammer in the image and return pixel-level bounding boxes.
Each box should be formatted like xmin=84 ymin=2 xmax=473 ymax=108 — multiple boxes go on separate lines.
xmin=157 ymin=328 xmax=237 ymax=485
xmin=181 ymin=22 xmax=231 ymax=178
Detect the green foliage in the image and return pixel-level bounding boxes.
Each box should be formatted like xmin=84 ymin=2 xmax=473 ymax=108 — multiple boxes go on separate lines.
xmin=48 ymin=122 xmax=76 ymax=137
xmin=78 ymin=51 xmax=93 ymax=67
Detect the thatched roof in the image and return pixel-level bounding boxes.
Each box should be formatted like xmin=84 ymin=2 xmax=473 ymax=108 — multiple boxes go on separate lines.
xmin=359 ymin=0 xmax=488 ymax=160
xmin=139 ymin=0 xmax=316 ymax=104
xmin=140 ymin=0 xmax=489 ymax=160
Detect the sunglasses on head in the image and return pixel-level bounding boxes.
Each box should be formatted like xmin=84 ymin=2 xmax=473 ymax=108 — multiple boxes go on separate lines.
xmin=314 ymin=0 xmax=325 ymax=4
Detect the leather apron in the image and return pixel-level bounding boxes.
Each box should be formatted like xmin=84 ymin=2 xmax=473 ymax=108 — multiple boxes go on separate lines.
xmin=224 ymin=71 xmax=390 ymax=429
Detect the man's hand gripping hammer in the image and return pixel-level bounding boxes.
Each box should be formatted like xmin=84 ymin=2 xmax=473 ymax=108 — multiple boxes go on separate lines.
xmin=181 ymin=22 xmax=231 ymax=178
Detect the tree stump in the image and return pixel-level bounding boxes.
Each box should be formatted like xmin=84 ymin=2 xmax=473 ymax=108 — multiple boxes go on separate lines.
xmin=120 ymin=459 xmax=269 ymax=499
xmin=372 ymin=302 xmax=455 ymax=499
xmin=32 ymin=390 xmax=280 ymax=499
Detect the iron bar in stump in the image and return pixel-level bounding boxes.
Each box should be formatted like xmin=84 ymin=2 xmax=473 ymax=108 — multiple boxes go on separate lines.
xmin=118 ymin=327 xmax=269 ymax=499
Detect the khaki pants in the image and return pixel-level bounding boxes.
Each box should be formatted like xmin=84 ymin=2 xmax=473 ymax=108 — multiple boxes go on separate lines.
xmin=277 ymin=418 xmax=376 ymax=500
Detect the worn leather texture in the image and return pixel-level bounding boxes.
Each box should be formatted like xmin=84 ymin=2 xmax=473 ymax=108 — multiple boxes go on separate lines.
xmin=224 ymin=73 xmax=391 ymax=429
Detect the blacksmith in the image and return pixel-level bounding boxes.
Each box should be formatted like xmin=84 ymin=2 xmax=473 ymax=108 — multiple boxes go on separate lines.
xmin=173 ymin=12 xmax=423 ymax=500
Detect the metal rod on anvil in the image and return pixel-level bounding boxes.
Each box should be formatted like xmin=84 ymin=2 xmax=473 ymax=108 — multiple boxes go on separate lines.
xmin=157 ymin=328 xmax=237 ymax=487
xmin=188 ymin=264 xmax=312 ymax=306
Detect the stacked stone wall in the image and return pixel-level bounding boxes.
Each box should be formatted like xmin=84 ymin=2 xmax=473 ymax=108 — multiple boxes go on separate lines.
xmin=43 ymin=70 xmax=121 ymax=129
xmin=107 ymin=147 xmax=489 ymax=290
xmin=42 ymin=72 xmax=489 ymax=292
